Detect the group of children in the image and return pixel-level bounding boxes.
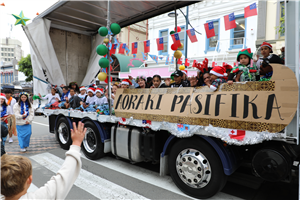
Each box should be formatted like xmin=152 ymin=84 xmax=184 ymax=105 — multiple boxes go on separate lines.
xmin=39 ymin=42 xmax=284 ymax=113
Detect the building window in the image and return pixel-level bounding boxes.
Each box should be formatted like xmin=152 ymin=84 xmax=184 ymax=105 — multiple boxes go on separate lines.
xmin=1 ymin=53 xmax=3 ymax=56
xmin=159 ymin=29 xmax=169 ymax=55
xmin=8 ymin=58 xmax=10 ymax=61
xmin=5 ymin=58 xmax=7 ymax=61
xmin=5 ymin=48 xmax=7 ymax=51
xmin=11 ymin=53 xmax=14 ymax=57
xmin=205 ymin=19 xmax=220 ymax=53
xmin=1 ymin=48 xmax=3 ymax=51
xmin=8 ymin=53 xmax=10 ymax=56
xmin=174 ymin=25 xmax=186 ymax=56
xmin=230 ymin=14 xmax=246 ymax=49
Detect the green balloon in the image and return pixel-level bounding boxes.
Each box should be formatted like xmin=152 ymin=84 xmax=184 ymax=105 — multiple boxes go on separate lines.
xmin=170 ymin=30 xmax=175 ymax=35
xmin=98 ymin=27 xmax=108 ymax=37
xmin=99 ymin=57 xmax=109 ymax=68
xmin=96 ymin=44 xmax=108 ymax=56
xmin=110 ymin=23 xmax=121 ymax=35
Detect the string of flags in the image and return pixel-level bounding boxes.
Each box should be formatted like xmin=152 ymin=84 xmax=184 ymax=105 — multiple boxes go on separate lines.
xmin=109 ymin=3 xmax=257 ymax=57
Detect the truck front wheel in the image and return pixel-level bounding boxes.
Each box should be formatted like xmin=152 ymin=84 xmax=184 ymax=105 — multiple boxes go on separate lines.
xmin=81 ymin=121 xmax=105 ymax=160
xmin=169 ymin=138 xmax=227 ymax=199
xmin=56 ymin=117 xmax=72 ymax=150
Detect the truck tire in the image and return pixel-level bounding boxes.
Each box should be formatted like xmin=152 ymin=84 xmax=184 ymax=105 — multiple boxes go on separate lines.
xmin=56 ymin=117 xmax=72 ymax=150
xmin=81 ymin=121 xmax=105 ymax=160
xmin=169 ymin=138 xmax=227 ymax=199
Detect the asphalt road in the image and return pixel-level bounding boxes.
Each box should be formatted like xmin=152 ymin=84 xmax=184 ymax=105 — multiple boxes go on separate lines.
xmin=4 ymin=116 xmax=298 ymax=200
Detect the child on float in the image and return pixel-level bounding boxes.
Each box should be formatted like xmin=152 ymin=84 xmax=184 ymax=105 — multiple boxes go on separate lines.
xmin=181 ymin=70 xmax=190 ymax=87
xmin=256 ymin=42 xmax=273 ymax=69
xmin=64 ymin=89 xmax=81 ymax=109
xmin=39 ymin=87 xmax=60 ymax=109
xmin=121 ymin=79 xmax=132 ymax=89
xmin=205 ymin=66 xmax=227 ymax=91
xmin=4 ymin=89 xmax=17 ymax=143
xmin=58 ymin=86 xmax=70 ymax=109
xmin=13 ymin=92 xmax=34 ymax=152
xmin=78 ymin=86 xmax=87 ymax=102
xmin=227 ymin=48 xmax=259 ymax=85
xmin=259 ymin=54 xmax=283 ymax=81
xmin=150 ymin=75 xmax=167 ymax=88
xmin=95 ymin=88 xmax=108 ymax=106
xmin=69 ymin=82 xmax=80 ymax=94
xmin=105 ymin=84 xmax=118 ymax=105
xmin=1 ymin=93 xmax=12 ymax=146
xmin=80 ymin=88 xmax=97 ymax=111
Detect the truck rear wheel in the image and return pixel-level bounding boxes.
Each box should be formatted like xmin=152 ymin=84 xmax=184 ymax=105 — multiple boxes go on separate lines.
xmin=81 ymin=121 xmax=105 ymax=160
xmin=56 ymin=117 xmax=72 ymax=150
xmin=169 ymin=138 xmax=227 ymax=199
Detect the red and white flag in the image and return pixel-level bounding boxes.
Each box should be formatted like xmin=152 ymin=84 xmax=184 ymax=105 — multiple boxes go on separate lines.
xmin=178 ymin=57 xmax=183 ymax=65
xmin=229 ymin=129 xmax=246 ymax=140
xmin=185 ymin=59 xmax=190 ymax=67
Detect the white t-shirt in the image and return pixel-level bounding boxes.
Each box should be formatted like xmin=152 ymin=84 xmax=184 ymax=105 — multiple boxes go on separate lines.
xmin=85 ymin=95 xmax=97 ymax=105
xmin=0 ymin=105 xmax=12 ymax=116
xmin=42 ymin=93 xmax=60 ymax=104
xmin=78 ymin=93 xmax=87 ymax=101
xmin=5 ymin=97 xmax=16 ymax=114
xmin=95 ymin=96 xmax=108 ymax=106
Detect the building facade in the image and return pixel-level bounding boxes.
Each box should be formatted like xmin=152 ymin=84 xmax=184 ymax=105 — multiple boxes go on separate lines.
xmin=256 ymin=1 xmax=285 ymax=54
xmin=0 ymin=38 xmax=24 ymax=64
xmin=145 ymin=0 xmax=258 ymax=72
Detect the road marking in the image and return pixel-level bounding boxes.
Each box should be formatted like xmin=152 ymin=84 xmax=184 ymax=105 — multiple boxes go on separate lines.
xmin=81 ymin=155 xmax=239 ymax=200
xmin=30 ymin=153 xmax=149 ymax=200
xmin=32 ymin=121 xmax=49 ymax=126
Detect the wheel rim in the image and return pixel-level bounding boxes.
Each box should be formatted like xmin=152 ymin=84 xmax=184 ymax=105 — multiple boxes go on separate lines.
xmin=58 ymin=122 xmax=69 ymax=144
xmin=176 ymin=148 xmax=212 ymax=189
xmin=83 ymin=127 xmax=97 ymax=153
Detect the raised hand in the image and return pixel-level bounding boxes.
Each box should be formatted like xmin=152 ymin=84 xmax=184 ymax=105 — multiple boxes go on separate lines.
xmin=70 ymin=122 xmax=87 ymax=147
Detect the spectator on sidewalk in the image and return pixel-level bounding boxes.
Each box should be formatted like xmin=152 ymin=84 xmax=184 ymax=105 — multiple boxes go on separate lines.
xmin=1 ymin=121 xmax=87 ymax=200
xmin=4 ymin=89 xmax=17 ymax=143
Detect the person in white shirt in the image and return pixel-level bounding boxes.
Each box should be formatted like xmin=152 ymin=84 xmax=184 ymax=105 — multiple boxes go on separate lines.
xmin=39 ymin=88 xmax=60 ymax=109
xmin=4 ymin=89 xmax=16 ymax=143
xmin=78 ymin=86 xmax=87 ymax=102
xmin=1 ymin=121 xmax=86 ymax=200
xmin=80 ymin=88 xmax=97 ymax=111
xmin=13 ymin=92 xmax=34 ymax=152
xmin=95 ymin=88 xmax=108 ymax=106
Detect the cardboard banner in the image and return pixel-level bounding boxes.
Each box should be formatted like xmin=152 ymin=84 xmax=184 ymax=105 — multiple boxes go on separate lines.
xmin=114 ymin=64 xmax=298 ymax=133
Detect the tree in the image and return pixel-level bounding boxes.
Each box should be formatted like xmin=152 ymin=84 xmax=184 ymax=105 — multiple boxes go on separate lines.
xmin=18 ymin=54 xmax=33 ymax=82
xmin=275 ymin=4 xmax=285 ymax=35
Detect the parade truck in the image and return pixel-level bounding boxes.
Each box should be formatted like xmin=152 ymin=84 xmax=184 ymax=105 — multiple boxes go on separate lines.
xmin=23 ymin=1 xmax=300 ymax=199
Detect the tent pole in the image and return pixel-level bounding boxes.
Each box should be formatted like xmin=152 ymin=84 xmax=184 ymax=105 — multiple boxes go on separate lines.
xmin=107 ymin=0 xmax=112 ymax=115
xmin=175 ymin=7 xmax=178 ymax=71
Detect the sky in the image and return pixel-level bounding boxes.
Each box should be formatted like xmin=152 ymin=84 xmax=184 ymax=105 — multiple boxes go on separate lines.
xmin=0 ymin=0 xmax=58 ymax=56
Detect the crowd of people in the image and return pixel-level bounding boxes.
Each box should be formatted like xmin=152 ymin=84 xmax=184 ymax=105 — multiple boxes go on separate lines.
xmin=35 ymin=44 xmax=284 ymax=114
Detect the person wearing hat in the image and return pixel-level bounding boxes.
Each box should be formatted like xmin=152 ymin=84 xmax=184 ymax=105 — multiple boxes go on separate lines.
xmin=95 ymin=88 xmax=108 ymax=107
xmin=170 ymin=70 xmax=189 ymax=88
xmin=228 ymin=48 xmax=259 ymax=85
xmin=78 ymin=86 xmax=87 ymax=102
xmin=1 ymin=93 xmax=12 ymax=147
xmin=80 ymin=87 xmax=97 ymax=111
xmin=13 ymin=92 xmax=34 ymax=152
xmin=181 ymin=70 xmax=190 ymax=87
xmin=121 ymin=79 xmax=132 ymax=89
xmin=256 ymin=42 xmax=273 ymax=69
xmin=205 ymin=66 xmax=227 ymax=91
xmin=259 ymin=54 xmax=283 ymax=81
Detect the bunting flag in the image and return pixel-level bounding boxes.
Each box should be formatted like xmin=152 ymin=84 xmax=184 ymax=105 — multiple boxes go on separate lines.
xmin=133 ymin=54 xmax=137 ymax=58
xmin=110 ymin=57 xmax=113 ymax=64
xmin=186 ymin=28 xmax=198 ymax=43
xmin=110 ymin=43 xmax=117 ymax=56
xmin=144 ymin=40 xmax=150 ymax=53
xmin=125 ymin=45 xmax=130 ymax=55
xmin=224 ymin=13 xmax=236 ymax=31
xmin=156 ymin=37 xmax=164 ymax=51
xmin=204 ymin=21 xmax=215 ymax=39
xmin=142 ymin=52 xmax=148 ymax=60
xmin=171 ymin=33 xmax=181 ymax=47
xmin=178 ymin=57 xmax=183 ymax=65
xmin=244 ymin=3 xmax=257 ymax=18
xmin=165 ymin=54 xmax=169 ymax=65
xmin=149 ymin=54 xmax=158 ymax=64
xmin=159 ymin=56 xmax=164 ymax=60
xmin=171 ymin=56 xmax=174 ymax=64
xmin=132 ymin=42 xmax=138 ymax=54
xmin=114 ymin=38 xmax=120 ymax=48
xmin=185 ymin=59 xmax=190 ymax=67
xmin=119 ymin=43 xmax=126 ymax=54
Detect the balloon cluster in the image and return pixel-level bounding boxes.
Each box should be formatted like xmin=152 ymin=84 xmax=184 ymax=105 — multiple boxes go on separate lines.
xmin=96 ymin=23 xmax=121 ymax=82
xmin=170 ymin=26 xmax=183 ymax=59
